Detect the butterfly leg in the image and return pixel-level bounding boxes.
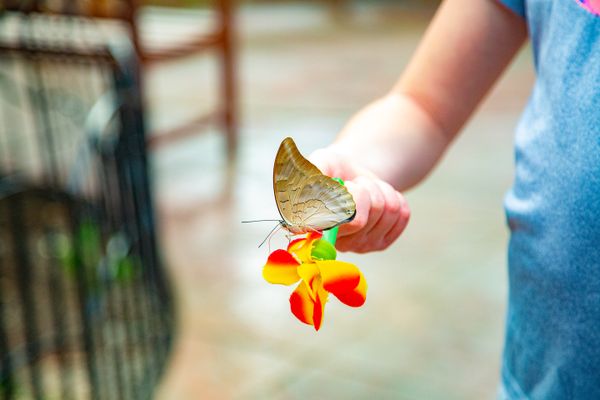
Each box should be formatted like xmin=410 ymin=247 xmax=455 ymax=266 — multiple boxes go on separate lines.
xmin=258 ymin=221 xmax=283 ymax=249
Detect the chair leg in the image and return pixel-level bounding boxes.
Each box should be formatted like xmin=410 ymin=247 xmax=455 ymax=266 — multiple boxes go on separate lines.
xmin=218 ymin=0 xmax=238 ymax=169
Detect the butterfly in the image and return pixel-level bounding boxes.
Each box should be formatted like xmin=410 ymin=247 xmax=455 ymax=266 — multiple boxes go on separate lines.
xmin=273 ymin=137 xmax=356 ymax=235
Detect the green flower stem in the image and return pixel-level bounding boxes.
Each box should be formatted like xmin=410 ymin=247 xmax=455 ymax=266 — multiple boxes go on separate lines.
xmin=322 ymin=178 xmax=345 ymax=248
xmin=322 ymin=226 xmax=339 ymax=247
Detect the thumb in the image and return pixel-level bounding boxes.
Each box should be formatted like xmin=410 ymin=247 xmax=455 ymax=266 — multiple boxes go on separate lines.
xmin=308 ymin=147 xmax=361 ymax=181
xmin=308 ymin=148 xmax=337 ymax=177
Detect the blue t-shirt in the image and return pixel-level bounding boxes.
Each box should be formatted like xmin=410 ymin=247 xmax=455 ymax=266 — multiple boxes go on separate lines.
xmin=497 ymin=0 xmax=600 ymax=398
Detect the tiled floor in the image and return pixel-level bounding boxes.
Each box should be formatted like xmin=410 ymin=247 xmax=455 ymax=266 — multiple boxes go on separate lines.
xmin=147 ymin=3 xmax=535 ymax=399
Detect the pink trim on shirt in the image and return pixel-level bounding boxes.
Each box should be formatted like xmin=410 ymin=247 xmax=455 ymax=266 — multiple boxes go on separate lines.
xmin=576 ymin=0 xmax=600 ymax=16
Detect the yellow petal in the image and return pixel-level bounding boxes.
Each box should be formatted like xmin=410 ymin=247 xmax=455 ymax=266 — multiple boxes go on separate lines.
xmin=289 ymin=281 xmax=314 ymax=326
xmin=331 ymin=271 xmax=367 ymax=307
xmin=316 ymin=260 xmax=361 ymax=295
xmin=289 ymin=276 xmax=329 ymax=331
xmin=288 ymin=232 xmax=322 ymax=263
xmin=263 ymin=250 xmax=301 ymax=285
xmin=297 ymin=262 xmax=320 ymax=301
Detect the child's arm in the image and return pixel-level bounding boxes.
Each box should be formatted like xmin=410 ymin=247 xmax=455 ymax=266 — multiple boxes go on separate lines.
xmin=310 ymin=0 xmax=527 ymax=253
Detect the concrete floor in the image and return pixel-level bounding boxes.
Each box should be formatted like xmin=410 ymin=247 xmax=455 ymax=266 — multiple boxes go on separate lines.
xmin=146 ymin=3 xmax=535 ymax=399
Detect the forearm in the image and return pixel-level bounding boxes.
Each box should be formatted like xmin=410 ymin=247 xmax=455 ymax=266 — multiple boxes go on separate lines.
xmin=330 ymin=93 xmax=450 ymax=191
xmin=324 ymin=0 xmax=527 ymax=192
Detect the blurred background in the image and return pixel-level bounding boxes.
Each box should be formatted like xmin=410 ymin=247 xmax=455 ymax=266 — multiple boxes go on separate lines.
xmin=0 ymin=0 xmax=534 ymax=399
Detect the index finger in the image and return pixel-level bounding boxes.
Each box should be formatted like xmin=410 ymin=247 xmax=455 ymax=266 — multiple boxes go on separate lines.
xmin=337 ymin=180 xmax=370 ymax=237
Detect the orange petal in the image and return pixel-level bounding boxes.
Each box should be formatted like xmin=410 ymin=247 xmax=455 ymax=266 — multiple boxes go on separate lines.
xmin=287 ymin=237 xmax=305 ymax=252
xmin=316 ymin=260 xmax=361 ymax=295
xmin=287 ymin=236 xmax=306 ymax=251
xmin=289 ymin=277 xmax=329 ymax=331
xmin=306 ymin=231 xmax=323 ymax=242
xmin=297 ymin=262 xmax=320 ymax=301
xmin=287 ymin=238 xmax=310 ymax=262
xmin=289 ymin=281 xmax=314 ymax=326
xmin=313 ymin=279 xmax=329 ymax=331
xmin=263 ymin=250 xmax=300 ymax=285
xmin=331 ymin=271 xmax=367 ymax=307
xmin=287 ymin=232 xmax=323 ymax=263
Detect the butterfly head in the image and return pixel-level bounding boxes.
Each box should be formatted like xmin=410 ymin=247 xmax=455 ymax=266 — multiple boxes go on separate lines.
xmin=280 ymin=221 xmax=311 ymax=235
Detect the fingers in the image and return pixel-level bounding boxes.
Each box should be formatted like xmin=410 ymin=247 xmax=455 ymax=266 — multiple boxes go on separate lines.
xmin=383 ymin=192 xmax=410 ymax=245
xmin=336 ymin=177 xmax=410 ymax=253
xmin=338 ymin=180 xmax=371 ymax=236
xmin=308 ymin=146 xmax=410 ymax=253
xmin=336 ymin=177 xmax=382 ymax=237
xmin=363 ymin=180 xmax=403 ymax=245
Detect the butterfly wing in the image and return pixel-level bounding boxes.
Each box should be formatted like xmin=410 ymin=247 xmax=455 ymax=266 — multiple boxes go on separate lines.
xmin=273 ymin=137 xmax=356 ymax=233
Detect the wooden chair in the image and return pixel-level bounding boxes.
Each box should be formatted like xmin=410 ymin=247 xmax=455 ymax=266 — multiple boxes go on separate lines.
xmin=1 ymin=0 xmax=238 ymax=165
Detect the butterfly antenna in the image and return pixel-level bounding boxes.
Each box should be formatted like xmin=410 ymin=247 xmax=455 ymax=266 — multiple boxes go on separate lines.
xmin=258 ymin=221 xmax=283 ymax=248
xmin=267 ymin=223 xmax=288 ymax=252
xmin=242 ymin=219 xmax=282 ymax=223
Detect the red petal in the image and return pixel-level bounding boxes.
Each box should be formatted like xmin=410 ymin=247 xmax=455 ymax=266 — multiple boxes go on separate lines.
xmin=289 ymin=278 xmax=329 ymax=331
xmin=263 ymin=250 xmax=301 ymax=285
xmin=333 ymin=271 xmax=367 ymax=307
xmin=313 ymin=292 xmax=323 ymax=331
xmin=289 ymin=282 xmax=314 ymax=326
xmin=317 ymin=260 xmax=361 ymax=294
xmin=306 ymin=231 xmax=323 ymax=241
xmin=287 ymin=237 xmax=306 ymax=251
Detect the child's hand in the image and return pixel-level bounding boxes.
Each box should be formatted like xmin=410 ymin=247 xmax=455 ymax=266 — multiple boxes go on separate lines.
xmin=310 ymin=147 xmax=410 ymax=253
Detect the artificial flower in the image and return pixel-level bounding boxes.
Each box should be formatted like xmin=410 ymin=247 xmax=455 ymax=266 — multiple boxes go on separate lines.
xmin=262 ymin=232 xmax=367 ymax=331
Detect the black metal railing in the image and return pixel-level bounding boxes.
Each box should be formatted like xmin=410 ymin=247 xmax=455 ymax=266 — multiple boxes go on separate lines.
xmin=0 ymin=14 xmax=173 ymax=400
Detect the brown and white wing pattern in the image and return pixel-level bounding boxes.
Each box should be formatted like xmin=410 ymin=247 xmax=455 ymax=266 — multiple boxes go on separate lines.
xmin=273 ymin=137 xmax=356 ymax=234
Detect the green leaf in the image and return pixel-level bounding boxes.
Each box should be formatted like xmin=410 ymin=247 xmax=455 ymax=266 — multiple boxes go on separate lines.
xmin=311 ymin=239 xmax=337 ymax=261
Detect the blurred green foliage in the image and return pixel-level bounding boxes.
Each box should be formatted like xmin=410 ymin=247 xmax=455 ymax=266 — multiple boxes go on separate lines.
xmin=58 ymin=219 xmax=139 ymax=290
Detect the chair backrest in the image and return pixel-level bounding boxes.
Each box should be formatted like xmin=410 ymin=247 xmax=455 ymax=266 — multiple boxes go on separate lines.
xmin=1 ymin=0 xmax=140 ymax=59
xmin=2 ymin=0 xmax=134 ymax=19
xmin=0 ymin=21 xmax=173 ymax=400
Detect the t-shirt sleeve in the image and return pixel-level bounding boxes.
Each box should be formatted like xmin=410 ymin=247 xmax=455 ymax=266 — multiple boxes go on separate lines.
xmin=496 ymin=0 xmax=526 ymax=17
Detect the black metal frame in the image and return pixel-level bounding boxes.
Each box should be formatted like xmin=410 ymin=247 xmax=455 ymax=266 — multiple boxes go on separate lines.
xmin=1 ymin=0 xmax=239 ymax=168
xmin=0 ymin=26 xmax=173 ymax=400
